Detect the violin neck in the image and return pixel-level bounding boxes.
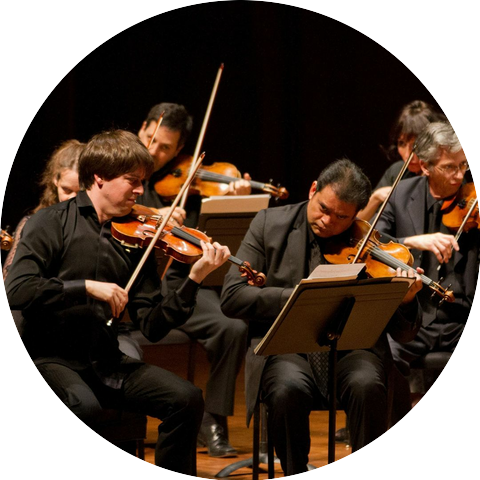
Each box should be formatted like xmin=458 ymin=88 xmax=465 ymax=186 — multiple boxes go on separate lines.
xmin=196 ymin=169 xmax=265 ymax=191
xmin=171 ymin=226 xmax=241 ymax=266
xmin=370 ymin=245 xmax=433 ymax=287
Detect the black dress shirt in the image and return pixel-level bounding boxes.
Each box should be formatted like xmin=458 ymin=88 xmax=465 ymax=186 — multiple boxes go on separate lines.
xmin=5 ymin=191 xmax=200 ymax=383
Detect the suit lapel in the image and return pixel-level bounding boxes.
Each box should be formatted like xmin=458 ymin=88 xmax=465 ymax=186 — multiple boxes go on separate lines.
xmin=407 ymin=180 xmax=427 ymax=236
xmin=284 ymin=206 xmax=309 ymax=285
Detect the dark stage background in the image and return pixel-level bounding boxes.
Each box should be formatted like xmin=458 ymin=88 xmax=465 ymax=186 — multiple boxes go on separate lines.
xmin=1 ymin=2 xmax=442 ymax=233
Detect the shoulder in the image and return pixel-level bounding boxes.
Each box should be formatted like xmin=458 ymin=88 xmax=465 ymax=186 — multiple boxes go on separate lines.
xmin=392 ymin=175 xmax=426 ymax=197
xmin=253 ymin=201 xmax=307 ymax=226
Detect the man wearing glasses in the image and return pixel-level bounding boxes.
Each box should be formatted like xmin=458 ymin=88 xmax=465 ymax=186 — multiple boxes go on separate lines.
xmin=376 ymin=121 xmax=478 ymax=385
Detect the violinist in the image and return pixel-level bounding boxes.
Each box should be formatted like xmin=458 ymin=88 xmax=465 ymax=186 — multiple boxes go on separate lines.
xmin=5 ymin=130 xmax=231 ymax=476
xmin=358 ymin=100 xmax=446 ymax=221
xmin=136 ymin=102 xmax=249 ymax=457
xmin=221 ymin=159 xmax=424 ymax=476
xmin=376 ymin=121 xmax=479 ymax=391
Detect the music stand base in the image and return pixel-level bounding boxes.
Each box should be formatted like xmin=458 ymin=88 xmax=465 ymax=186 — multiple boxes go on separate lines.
xmin=215 ymin=456 xmax=317 ymax=477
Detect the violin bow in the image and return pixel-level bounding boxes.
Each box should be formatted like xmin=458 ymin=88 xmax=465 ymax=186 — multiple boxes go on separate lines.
xmin=147 ymin=110 xmax=165 ymax=149
xmin=352 ymin=147 xmax=416 ymax=264
xmin=0 ymin=90 xmax=12 ymax=112
xmin=437 ymin=196 xmax=478 ymax=271
xmin=180 ymin=63 xmax=225 ymax=209
xmin=106 ymin=153 xmax=205 ymax=326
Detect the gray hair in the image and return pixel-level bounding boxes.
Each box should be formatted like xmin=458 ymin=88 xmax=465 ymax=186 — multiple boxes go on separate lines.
xmin=414 ymin=122 xmax=462 ymax=165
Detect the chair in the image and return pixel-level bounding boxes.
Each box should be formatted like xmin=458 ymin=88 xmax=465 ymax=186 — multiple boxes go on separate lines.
xmin=411 ymin=352 xmax=466 ymax=452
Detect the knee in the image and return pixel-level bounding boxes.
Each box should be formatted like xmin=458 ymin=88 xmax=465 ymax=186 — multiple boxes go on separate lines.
xmin=219 ymin=317 xmax=248 ymax=343
xmin=173 ymin=382 xmax=204 ymax=419
xmin=61 ymin=383 xmax=103 ymax=422
xmin=344 ymin=370 xmax=386 ymax=403
xmin=266 ymin=379 xmax=312 ymax=415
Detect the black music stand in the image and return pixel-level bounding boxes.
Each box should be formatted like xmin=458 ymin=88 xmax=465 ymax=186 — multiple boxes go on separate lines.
xmin=216 ymin=267 xmax=413 ymax=476
xmin=197 ymin=195 xmax=270 ymax=286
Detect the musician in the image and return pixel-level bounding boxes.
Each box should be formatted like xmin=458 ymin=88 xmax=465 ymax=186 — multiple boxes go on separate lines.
xmin=5 ymin=130 xmax=231 ymax=476
xmin=135 ymin=103 xmax=250 ymax=457
xmin=376 ymin=121 xmax=479 ymax=381
xmin=221 ymin=159 xmax=423 ymax=475
xmin=358 ymin=100 xmax=446 ymax=221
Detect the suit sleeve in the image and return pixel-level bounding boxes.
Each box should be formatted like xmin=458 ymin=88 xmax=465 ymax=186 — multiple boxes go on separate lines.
xmin=220 ymin=209 xmax=293 ymax=323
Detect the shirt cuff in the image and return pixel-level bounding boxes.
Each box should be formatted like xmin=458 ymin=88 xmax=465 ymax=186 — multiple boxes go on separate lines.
xmin=63 ymin=279 xmax=87 ymax=305
xmin=176 ymin=277 xmax=201 ymax=305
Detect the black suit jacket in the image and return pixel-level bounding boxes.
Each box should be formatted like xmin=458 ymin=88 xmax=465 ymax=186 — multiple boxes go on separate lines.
xmin=376 ymin=175 xmax=479 ymax=326
xmin=221 ymin=201 xmax=420 ymax=423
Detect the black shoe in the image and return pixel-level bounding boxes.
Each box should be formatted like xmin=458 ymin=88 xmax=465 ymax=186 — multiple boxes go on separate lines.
xmin=388 ymin=457 xmax=427 ymax=480
xmin=472 ymin=457 xmax=480 ymax=480
xmin=335 ymin=427 xmax=350 ymax=444
xmin=198 ymin=423 xmax=238 ymax=458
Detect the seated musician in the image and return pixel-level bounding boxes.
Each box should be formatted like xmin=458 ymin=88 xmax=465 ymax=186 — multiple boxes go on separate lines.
xmin=5 ymin=129 xmax=231 ymax=476
xmin=375 ymin=121 xmax=479 ymax=389
xmin=135 ymin=102 xmax=251 ymax=457
xmin=221 ymin=158 xmax=424 ymax=476
xmin=358 ymin=100 xmax=446 ymax=221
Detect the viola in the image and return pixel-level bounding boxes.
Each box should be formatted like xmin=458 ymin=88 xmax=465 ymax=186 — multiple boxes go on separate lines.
xmin=111 ymin=204 xmax=266 ymax=287
xmin=441 ymin=182 xmax=479 ymax=233
xmin=153 ymin=154 xmax=289 ymax=201
xmin=323 ymin=219 xmax=455 ymax=304
xmin=1 ymin=229 xmax=13 ymax=251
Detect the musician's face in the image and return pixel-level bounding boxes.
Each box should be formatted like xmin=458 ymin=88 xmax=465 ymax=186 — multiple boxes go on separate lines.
xmin=421 ymin=148 xmax=468 ymax=199
xmin=397 ymin=134 xmax=421 ymax=174
xmin=138 ymin=122 xmax=184 ymax=171
xmin=54 ymin=168 xmax=80 ymax=202
xmin=94 ymin=167 xmax=146 ymax=219
xmin=307 ymin=183 xmax=358 ymax=238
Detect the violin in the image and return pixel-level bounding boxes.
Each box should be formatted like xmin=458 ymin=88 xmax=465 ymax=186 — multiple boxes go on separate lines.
xmin=111 ymin=204 xmax=266 ymax=287
xmin=1 ymin=229 xmax=13 ymax=251
xmin=323 ymin=219 xmax=455 ymax=304
xmin=153 ymin=154 xmax=289 ymax=201
xmin=441 ymin=182 xmax=479 ymax=233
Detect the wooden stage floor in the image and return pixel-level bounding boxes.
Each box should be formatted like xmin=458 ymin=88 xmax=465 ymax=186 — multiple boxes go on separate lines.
xmin=139 ymin=342 xmax=351 ymax=479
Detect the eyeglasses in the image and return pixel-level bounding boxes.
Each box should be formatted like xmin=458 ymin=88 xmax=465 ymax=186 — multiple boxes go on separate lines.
xmin=434 ymin=161 xmax=469 ymax=176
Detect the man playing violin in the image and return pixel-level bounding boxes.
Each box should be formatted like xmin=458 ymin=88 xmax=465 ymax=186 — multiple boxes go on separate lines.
xmin=135 ymin=102 xmax=251 ymax=457
xmin=5 ymin=130 xmax=231 ymax=476
xmin=376 ymin=121 xmax=479 ymax=388
xmin=221 ymin=159 xmax=424 ymax=476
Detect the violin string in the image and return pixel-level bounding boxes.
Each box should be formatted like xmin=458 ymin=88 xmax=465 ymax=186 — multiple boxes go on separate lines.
xmin=350 ymin=236 xmax=433 ymax=286
xmin=170 ymin=226 xmax=243 ymax=266
xmin=196 ymin=170 xmax=265 ymax=190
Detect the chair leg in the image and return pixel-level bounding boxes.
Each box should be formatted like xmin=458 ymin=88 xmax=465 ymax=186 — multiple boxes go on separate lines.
xmin=137 ymin=440 xmax=147 ymax=480
xmin=253 ymin=403 xmax=260 ymax=480
xmin=187 ymin=341 xmax=196 ymax=383
xmin=265 ymin=405 xmax=275 ymax=478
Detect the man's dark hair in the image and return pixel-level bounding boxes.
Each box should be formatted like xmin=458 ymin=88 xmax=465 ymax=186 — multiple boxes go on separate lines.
xmin=144 ymin=102 xmax=193 ymax=147
xmin=79 ymin=130 xmax=154 ymax=189
xmin=315 ymin=159 xmax=372 ymax=211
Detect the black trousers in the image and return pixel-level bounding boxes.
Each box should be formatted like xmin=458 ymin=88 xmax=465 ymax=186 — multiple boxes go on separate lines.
xmin=388 ymin=321 xmax=464 ymax=376
xmin=260 ymin=350 xmax=389 ymax=476
xmin=37 ymin=361 xmax=204 ymax=476
xmin=176 ymin=287 xmax=248 ymax=417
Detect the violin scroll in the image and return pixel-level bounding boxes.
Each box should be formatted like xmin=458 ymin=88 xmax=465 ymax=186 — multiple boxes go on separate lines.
xmin=239 ymin=261 xmax=266 ymax=287
xmin=1 ymin=229 xmax=14 ymax=251
xmin=262 ymin=183 xmax=289 ymax=200
xmin=430 ymin=282 xmax=455 ymax=305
